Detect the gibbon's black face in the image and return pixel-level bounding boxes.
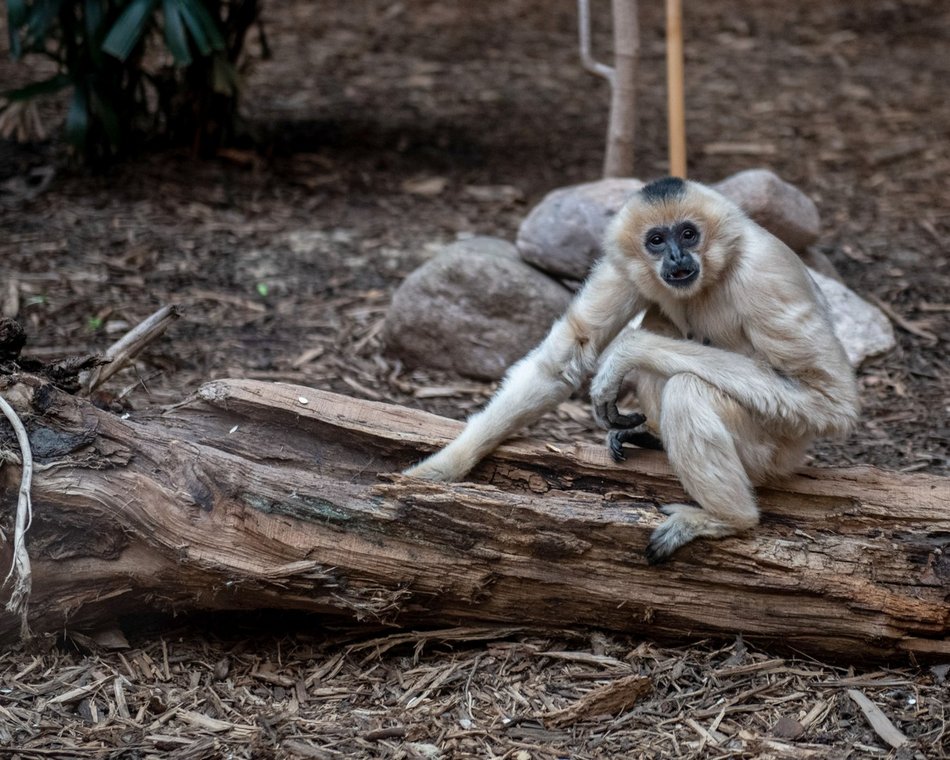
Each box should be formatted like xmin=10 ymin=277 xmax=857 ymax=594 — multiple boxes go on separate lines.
xmin=644 ymin=221 xmax=701 ymax=289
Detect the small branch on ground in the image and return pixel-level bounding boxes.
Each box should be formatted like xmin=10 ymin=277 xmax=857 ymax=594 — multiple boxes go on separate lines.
xmin=81 ymin=305 xmax=181 ymax=395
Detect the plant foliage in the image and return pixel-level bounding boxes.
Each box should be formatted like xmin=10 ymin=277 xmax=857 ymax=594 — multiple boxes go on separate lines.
xmin=3 ymin=0 xmax=263 ymax=164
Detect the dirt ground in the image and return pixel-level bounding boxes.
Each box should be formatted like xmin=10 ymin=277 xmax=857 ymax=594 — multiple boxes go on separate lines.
xmin=1 ymin=0 xmax=949 ymax=757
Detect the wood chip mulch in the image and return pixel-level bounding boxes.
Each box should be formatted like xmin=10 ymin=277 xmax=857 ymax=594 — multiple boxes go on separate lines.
xmin=1 ymin=625 xmax=946 ymax=759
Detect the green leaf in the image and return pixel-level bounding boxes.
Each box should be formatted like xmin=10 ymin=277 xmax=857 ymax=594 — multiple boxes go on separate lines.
xmin=89 ymin=87 xmax=120 ymax=149
xmin=102 ymin=0 xmax=158 ymax=62
xmin=84 ymin=0 xmax=106 ymax=65
xmin=25 ymin=0 xmax=64 ymax=45
xmin=11 ymin=0 xmax=64 ymax=56
xmin=6 ymin=0 xmax=27 ymax=57
xmin=6 ymin=0 xmax=28 ymax=27
xmin=8 ymin=30 xmax=21 ymax=60
xmin=162 ymin=0 xmax=192 ymax=65
xmin=211 ymin=55 xmax=238 ymax=95
xmin=2 ymin=73 xmax=72 ymax=102
xmin=84 ymin=0 xmax=104 ymax=38
xmin=65 ymin=87 xmax=90 ymax=149
xmin=176 ymin=0 xmax=225 ymax=56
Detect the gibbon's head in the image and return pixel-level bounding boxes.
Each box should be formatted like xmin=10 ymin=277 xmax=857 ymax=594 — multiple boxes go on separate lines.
xmin=607 ymin=177 xmax=744 ymax=300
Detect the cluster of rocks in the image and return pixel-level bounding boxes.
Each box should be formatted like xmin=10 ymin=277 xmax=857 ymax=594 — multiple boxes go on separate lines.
xmin=383 ymin=170 xmax=894 ymax=380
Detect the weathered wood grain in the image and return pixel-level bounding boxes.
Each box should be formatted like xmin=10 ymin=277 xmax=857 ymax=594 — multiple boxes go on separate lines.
xmin=0 ymin=377 xmax=947 ymax=660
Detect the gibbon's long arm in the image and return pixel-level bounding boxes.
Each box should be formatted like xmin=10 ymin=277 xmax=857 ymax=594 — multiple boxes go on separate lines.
xmin=405 ymin=258 xmax=645 ymax=481
xmin=591 ymin=329 xmax=858 ymax=439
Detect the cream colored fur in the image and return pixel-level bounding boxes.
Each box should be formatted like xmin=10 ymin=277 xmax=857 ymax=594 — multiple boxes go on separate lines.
xmin=406 ymin=179 xmax=859 ymax=561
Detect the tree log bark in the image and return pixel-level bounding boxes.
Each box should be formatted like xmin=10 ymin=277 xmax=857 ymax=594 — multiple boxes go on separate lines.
xmin=0 ymin=376 xmax=947 ymax=660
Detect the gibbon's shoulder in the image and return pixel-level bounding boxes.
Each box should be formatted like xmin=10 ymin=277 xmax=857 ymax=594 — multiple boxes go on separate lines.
xmin=730 ymin=224 xmax=820 ymax=315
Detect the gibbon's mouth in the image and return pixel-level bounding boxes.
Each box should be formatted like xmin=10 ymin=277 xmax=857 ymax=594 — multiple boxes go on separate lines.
xmin=663 ymin=267 xmax=699 ymax=288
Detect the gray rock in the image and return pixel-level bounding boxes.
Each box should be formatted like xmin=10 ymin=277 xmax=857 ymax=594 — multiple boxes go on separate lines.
xmin=713 ymin=169 xmax=821 ymax=252
xmin=516 ymin=171 xmax=822 ymax=283
xmin=516 ymin=178 xmax=644 ymax=281
xmin=808 ymin=268 xmax=895 ymax=366
xmin=383 ymin=237 xmax=572 ymax=380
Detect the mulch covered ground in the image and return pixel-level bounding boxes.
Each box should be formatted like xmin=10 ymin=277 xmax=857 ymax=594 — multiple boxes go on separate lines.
xmin=0 ymin=620 xmax=950 ymax=760
xmin=0 ymin=0 xmax=948 ymax=757
xmin=2 ymin=623 xmax=947 ymax=759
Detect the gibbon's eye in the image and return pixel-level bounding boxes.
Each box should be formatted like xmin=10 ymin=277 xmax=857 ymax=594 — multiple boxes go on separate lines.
xmin=680 ymin=224 xmax=699 ymax=244
xmin=647 ymin=233 xmax=665 ymax=248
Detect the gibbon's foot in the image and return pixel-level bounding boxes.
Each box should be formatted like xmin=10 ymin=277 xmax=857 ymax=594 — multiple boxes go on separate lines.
xmin=607 ymin=426 xmax=664 ymax=461
xmin=645 ymin=504 xmax=746 ymax=564
xmin=645 ymin=504 xmax=699 ymax=564
xmin=403 ymin=450 xmax=467 ymax=482
xmin=593 ymin=399 xmax=646 ymax=431
xmin=609 ymin=409 xmax=645 ymax=429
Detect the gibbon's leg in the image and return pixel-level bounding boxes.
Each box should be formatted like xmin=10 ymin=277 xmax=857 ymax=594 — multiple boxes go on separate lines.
xmin=405 ymin=259 xmax=645 ymax=482
xmin=592 ymin=334 xmax=803 ymax=561
xmin=647 ymin=373 xmax=761 ymax=563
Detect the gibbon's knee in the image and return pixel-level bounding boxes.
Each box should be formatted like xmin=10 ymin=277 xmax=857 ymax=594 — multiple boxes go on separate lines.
xmin=658 ymin=373 xmax=758 ymax=529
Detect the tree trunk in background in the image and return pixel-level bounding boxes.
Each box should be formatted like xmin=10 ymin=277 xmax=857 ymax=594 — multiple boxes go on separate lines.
xmin=603 ymin=0 xmax=639 ymax=177
xmin=1 ymin=377 xmax=948 ymax=661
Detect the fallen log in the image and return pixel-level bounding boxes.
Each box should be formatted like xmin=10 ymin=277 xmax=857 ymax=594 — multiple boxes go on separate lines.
xmin=0 ymin=375 xmax=947 ymax=660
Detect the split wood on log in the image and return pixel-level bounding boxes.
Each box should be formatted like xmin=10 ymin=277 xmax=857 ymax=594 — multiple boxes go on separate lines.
xmin=0 ymin=376 xmax=947 ymax=660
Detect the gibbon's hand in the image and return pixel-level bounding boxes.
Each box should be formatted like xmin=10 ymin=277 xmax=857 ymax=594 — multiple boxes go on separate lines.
xmin=590 ymin=347 xmax=644 ymax=430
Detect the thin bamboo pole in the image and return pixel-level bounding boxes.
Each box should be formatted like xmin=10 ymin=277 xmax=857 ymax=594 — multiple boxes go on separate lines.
xmin=665 ymin=0 xmax=686 ymax=177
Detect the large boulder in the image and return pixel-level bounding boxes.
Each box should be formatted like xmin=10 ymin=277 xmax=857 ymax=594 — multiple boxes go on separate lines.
xmin=383 ymin=237 xmax=572 ymax=380
xmin=712 ymin=169 xmax=820 ymax=253
xmin=516 ymin=179 xmax=644 ymax=281
xmin=516 ymin=170 xmax=822 ymax=284
xmin=808 ymin=269 xmax=896 ymax=367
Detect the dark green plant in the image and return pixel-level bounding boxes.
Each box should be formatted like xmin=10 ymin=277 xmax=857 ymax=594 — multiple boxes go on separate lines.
xmin=3 ymin=0 xmax=263 ymax=164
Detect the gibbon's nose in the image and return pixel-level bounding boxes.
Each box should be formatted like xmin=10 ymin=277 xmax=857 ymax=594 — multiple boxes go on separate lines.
xmin=667 ymin=245 xmax=692 ymax=269
xmin=667 ymin=242 xmax=686 ymax=262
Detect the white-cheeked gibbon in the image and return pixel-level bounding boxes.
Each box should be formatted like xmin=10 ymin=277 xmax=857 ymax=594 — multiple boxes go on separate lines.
xmin=405 ymin=177 xmax=859 ymax=563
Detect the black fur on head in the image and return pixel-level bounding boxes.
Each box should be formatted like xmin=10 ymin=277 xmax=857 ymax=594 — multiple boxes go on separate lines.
xmin=640 ymin=177 xmax=687 ymax=205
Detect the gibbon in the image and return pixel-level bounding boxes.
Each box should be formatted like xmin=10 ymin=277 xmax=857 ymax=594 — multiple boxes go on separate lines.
xmin=406 ymin=177 xmax=859 ymax=562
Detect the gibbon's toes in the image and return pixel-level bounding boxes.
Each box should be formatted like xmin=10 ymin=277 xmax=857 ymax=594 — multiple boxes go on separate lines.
xmin=645 ymin=507 xmax=697 ymax=564
xmin=404 ymin=459 xmax=454 ymax=481
xmin=611 ymin=410 xmax=647 ymax=429
xmin=595 ymin=400 xmax=646 ymax=430
xmin=607 ymin=429 xmax=628 ymax=462
xmin=644 ymin=533 xmax=675 ymax=565
xmin=607 ymin=427 xmax=664 ymax=462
